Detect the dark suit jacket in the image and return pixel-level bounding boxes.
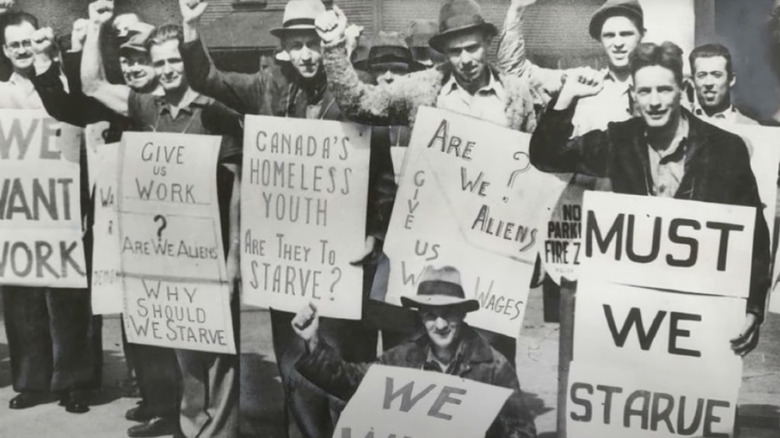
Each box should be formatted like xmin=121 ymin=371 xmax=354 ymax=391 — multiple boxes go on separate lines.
xmin=530 ymin=105 xmax=770 ymax=320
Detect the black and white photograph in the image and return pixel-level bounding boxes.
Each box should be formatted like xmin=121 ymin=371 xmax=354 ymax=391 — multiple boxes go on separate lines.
xmin=0 ymin=0 xmax=778 ymax=437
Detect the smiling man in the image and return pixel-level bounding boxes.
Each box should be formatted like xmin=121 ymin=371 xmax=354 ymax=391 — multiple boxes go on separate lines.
xmin=292 ymin=266 xmax=537 ymax=438
xmin=529 ymin=41 xmax=770 ymax=357
xmin=689 ymin=43 xmax=758 ymax=126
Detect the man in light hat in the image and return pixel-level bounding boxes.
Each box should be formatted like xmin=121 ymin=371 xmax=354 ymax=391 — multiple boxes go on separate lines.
xmin=179 ymin=2 xmax=380 ymax=437
xmin=292 ymin=266 xmax=537 ymax=438
xmin=314 ymin=0 xmax=543 ymax=132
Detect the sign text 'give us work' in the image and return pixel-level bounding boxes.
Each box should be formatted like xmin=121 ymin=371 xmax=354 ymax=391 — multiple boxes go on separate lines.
xmin=583 ymin=191 xmax=755 ymax=297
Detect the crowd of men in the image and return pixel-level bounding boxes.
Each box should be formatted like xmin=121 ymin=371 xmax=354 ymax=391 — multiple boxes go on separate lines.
xmin=0 ymin=0 xmax=775 ymax=437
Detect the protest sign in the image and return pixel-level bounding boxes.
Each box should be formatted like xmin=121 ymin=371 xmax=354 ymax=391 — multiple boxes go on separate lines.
xmin=582 ymin=191 xmax=756 ymax=298
xmin=334 ymin=364 xmax=512 ymax=438
xmin=383 ymin=106 xmax=569 ymax=336
xmin=240 ymin=115 xmax=371 ymax=319
xmin=0 ymin=110 xmax=87 ymax=288
xmin=118 ymin=132 xmax=235 ymax=354
xmin=567 ymin=361 xmax=739 ymax=438
xmin=573 ymin=277 xmax=744 ymax=378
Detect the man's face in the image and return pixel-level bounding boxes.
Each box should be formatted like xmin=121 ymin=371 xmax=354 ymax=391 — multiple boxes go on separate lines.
xmin=692 ymin=56 xmax=734 ymax=112
xmin=119 ymin=51 xmax=156 ymax=91
xmin=420 ymin=306 xmax=465 ymax=352
xmin=150 ymin=39 xmax=187 ymax=93
xmin=371 ymin=62 xmax=410 ymax=85
xmin=281 ymin=31 xmax=322 ymax=79
xmin=633 ymin=65 xmax=682 ymax=130
xmin=444 ymin=30 xmax=488 ymax=87
xmin=600 ymin=16 xmax=642 ymax=71
xmin=3 ymin=21 xmax=36 ymax=71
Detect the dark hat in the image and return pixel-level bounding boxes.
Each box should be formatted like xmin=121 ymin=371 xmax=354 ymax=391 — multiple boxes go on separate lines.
xmin=119 ymin=25 xmax=154 ymax=55
xmin=589 ymin=0 xmax=644 ymax=40
xmin=354 ymin=31 xmax=426 ymax=72
xmin=270 ymin=0 xmax=326 ymax=38
xmin=428 ymin=0 xmax=498 ymax=53
xmin=401 ymin=266 xmax=480 ymax=312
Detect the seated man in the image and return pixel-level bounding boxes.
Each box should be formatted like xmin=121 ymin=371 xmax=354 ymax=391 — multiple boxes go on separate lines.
xmin=529 ymin=41 xmax=770 ymax=355
xmin=292 ymin=266 xmax=537 ymax=438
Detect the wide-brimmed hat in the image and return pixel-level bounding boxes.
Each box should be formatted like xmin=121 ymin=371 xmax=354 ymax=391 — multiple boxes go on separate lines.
xmin=354 ymin=31 xmax=426 ymax=72
xmin=428 ymin=0 xmax=498 ymax=53
xmin=270 ymin=0 xmax=326 ymax=38
xmin=401 ymin=266 xmax=480 ymax=312
xmin=589 ymin=0 xmax=644 ymax=40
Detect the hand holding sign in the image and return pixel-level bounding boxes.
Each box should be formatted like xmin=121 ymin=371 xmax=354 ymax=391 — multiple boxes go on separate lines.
xmin=730 ymin=312 xmax=760 ymax=356
xmin=292 ymin=302 xmax=320 ymax=353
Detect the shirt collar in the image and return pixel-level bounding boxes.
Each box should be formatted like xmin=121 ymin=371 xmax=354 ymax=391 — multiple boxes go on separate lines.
xmin=156 ymin=89 xmax=209 ymax=116
xmin=647 ymin=112 xmax=690 ymax=160
xmin=423 ymin=338 xmax=467 ymax=374
xmin=603 ymin=68 xmax=633 ymax=92
xmin=693 ymin=104 xmax=738 ymax=120
xmin=442 ymin=69 xmax=505 ymax=100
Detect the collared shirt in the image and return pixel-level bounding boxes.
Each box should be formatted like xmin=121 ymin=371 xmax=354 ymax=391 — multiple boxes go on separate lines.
xmin=693 ymin=104 xmax=758 ymax=126
xmin=571 ymin=69 xmax=634 ymax=136
xmin=647 ymin=114 xmax=690 ymax=198
xmin=0 ymin=71 xmax=45 ymax=109
xmin=422 ymin=339 xmax=467 ymax=375
xmin=436 ymin=72 xmax=509 ymax=127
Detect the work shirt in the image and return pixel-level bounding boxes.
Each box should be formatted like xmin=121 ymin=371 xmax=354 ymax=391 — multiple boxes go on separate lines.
xmin=0 ymin=71 xmax=45 ymax=109
xmin=128 ymin=89 xmax=242 ymax=252
xmin=693 ymin=104 xmax=759 ymax=126
xmin=572 ymin=69 xmax=634 ymax=136
xmin=646 ymin=114 xmax=690 ymax=198
xmin=436 ymin=72 xmax=510 ymax=127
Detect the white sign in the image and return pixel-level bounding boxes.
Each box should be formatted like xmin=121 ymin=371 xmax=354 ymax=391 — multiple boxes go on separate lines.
xmin=0 ymin=110 xmax=87 ymax=288
xmin=334 ymin=364 xmax=512 ymax=438
xmin=583 ymin=191 xmax=755 ymax=298
xmin=240 ymin=115 xmax=371 ymax=319
xmin=384 ymin=107 xmax=569 ymax=336
xmin=118 ymin=132 xmax=235 ymax=354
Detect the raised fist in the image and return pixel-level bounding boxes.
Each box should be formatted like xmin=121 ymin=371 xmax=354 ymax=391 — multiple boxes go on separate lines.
xmin=291 ymin=302 xmax=320 ymax=352
xmin=0 ymin=0 xmax=15 ymax=14
xmin=71 ymin=18 xmax=89 ymax=52
xmin=315 ymin=4 xmax=348 ymax=46
xmin=562 ymin=67 xmax=604 ymax=99
xmin=31 ymin=27 xmax=55 ymax=75
xmin=179 ymin=0 xmax=208 ymax=26
xmin=89 ymin=0 xmax=115 ymax=26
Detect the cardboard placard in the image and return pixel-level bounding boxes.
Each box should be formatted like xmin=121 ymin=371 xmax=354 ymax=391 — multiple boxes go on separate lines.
xmin=0 ymin=110 xmax=87 ymax=288
xmin=240 ymin=115 xmax=371 ymax=319
xmin=334 ymin=364 xmax=512 ymax=438
xmin=582 ymin=191 xmax=755 ymax=298
xmin=383 ymin=107 xmax=569 ymax=337
xmin=118 ymin=132 xmax=235 ymax=354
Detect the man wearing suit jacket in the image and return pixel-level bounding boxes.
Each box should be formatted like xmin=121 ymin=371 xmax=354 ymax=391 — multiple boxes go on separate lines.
xmin=530 ymin=41 xmax=770 ymax=356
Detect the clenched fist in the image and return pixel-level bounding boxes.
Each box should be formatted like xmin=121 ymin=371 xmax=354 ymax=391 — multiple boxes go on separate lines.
xmin=89 ymin=0 xmax=115 ymax=26
xmin=315 ymin=4 xmax=347 ymax=46
xmin=31 ymin=27 xmax=55 ymax=75
xmin=292 ymin=302 xmax=320 ymax=353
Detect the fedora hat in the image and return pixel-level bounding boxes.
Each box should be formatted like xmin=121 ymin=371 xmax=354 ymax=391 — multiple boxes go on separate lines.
xmin=589 ymin=0 xmax=644 ymax=40
xmin=270 ymin=0 xmax=326 ymax=38
xmin=428 ymin=0 xmax=498 ymax=53
xmin=354 ymin=31 xmax=426 ymax=72
xmin=401 ymin=266 xmax=480 ymax=312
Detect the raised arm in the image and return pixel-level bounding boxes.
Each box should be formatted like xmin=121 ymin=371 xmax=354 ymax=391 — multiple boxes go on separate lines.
xmin=497 ymin=0 xmax=534 ymax=77
xmin=81 ymin=1 xmax=131 ymax=117
xmin=529 ymin=68 xmax=614 ymax=175
xmin=179 ymin=0 xmax=266 ymax=115
xmin=316 ymin=5 xmax=413 ymax=126
xmin=292 ymin=304 xmax=371 ymax=401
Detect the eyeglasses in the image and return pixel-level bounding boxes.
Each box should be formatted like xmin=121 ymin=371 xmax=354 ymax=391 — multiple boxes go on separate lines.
xmin=5 ymin=39 xmax=32 ymax=51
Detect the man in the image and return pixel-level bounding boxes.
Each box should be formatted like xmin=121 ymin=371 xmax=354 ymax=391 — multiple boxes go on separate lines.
xmin=689 ymin=43 xmax=758 ymax=126
xmin=30 ymin=6 xmax=183 ymax=434
xmin=0 ymin=10 xmax=99 ymax=414
xmin=529 ymin=41 xmax=770 ymax=356
xmin=82 ymin=17 xmax=241 ymax=438
xmin=315 ymin=0 xmax=540 ymax=132
xmin=315 ymin=0 xmax=548 ymax=365
xmin=179 ymin=1 xmax=378 ymax=437
xmin=291 ymin=266 xmax=537 ymax=438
